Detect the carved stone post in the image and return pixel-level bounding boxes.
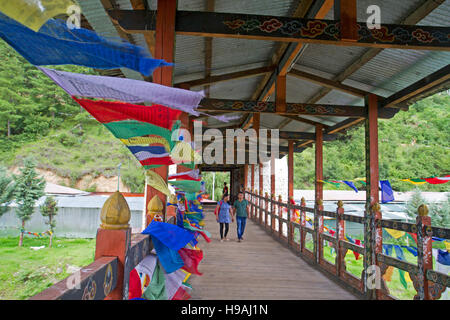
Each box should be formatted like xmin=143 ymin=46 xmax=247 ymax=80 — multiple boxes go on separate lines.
xmin=95 ymin=191 xmax=131 ymax=300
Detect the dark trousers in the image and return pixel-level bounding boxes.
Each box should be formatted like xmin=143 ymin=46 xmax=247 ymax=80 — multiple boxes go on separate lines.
xmin=219 ymin=223 xmax=229 ymax=239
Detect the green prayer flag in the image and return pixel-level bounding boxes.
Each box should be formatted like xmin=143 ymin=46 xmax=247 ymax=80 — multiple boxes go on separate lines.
xmin=398 ymin=269 xmax=408 ymax=289
xmin=142 ymin=262 xmax=167 ymax=300
xmin=169 ymin=180 xmax=201 ymax=193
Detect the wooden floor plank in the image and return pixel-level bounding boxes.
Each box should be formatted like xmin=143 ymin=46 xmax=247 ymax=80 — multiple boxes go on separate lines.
xmin=189 ymin=206 xmax=359 ymax=300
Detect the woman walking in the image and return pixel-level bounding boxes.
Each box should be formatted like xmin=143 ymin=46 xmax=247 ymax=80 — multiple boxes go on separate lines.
xmin=214 ymin=194 xmax=234 ymax=242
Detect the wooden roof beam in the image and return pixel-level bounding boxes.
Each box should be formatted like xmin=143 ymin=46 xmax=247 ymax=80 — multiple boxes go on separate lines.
xmin=197 ymin=98 xmax=398 ymax=118
xmin=288 ymin=68 xmax=369 ymax=97
xmin=108 ymin=8 xmax=450 ymax=50
xmin=282 ymin=0 xmax=445 ymax=138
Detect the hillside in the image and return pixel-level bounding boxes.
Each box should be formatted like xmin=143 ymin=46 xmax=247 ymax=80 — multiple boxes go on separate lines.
xmin=0 ymin=40 xmax=145 ymax=192
xmin=0 ymin=39 xmax=448 ymax=193
xmin=294 ymin=93 xmax=450 ymax=192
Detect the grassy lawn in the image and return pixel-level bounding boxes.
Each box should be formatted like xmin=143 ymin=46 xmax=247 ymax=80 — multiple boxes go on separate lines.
xmin=0 ymin=236 xmax=95 ymax=300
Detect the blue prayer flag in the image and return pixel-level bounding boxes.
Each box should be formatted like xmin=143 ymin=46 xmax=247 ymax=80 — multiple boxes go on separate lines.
xmin=437 ymin=249 xmax=450 ymax=266
xmin=380 ymin=180 xmax=395 ymax=203
xmin=151 ymin=237 xmax=184 ymax=273
xmin=343 ymin=180 xmax=358 ymax=193
xmin=0 ymin=12 xmax=171 ymax=75
xmin=142 ymin=221 xmax=195 ymax=251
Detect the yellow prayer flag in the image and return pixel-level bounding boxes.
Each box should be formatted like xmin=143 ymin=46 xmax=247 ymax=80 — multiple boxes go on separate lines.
xmin=0 ymin=0 xmax=78 ymax=31
xmin=146 ymin=170 xmax=171 ymax=197
xmin=383 ymin=266 xmax=394 ymax=282
xmin=405 ymin=272 xmax=412 ymax=283
xmin=385 ymin=228 xmax=405 ymax=239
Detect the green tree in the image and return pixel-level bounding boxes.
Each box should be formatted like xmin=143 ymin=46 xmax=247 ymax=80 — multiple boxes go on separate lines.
xmin=40 ymin=196 xmax=58 ymax=248
xmin=405 ymin=189 xmax=427 ymax=222
xmin=14 ymin=157 xmax=46 ymax=247
xmin=0 ymin=165 xmax=15 ymax=216
xmin=429 ymin=194 xmax=450 ymax=228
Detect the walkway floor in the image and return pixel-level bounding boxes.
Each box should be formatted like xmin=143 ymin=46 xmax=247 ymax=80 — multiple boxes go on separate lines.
xmin=189 ymin=206 xmax=358 ymax=300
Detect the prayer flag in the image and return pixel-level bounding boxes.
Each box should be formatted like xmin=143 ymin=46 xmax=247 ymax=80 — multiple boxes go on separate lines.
xmin=142 ymin=221 xmax=195 ymax=251
xmin=0 ymin=0 xmax=76 ymax=32
xmin=343 ymin=180 xmax=358 ymax=193
xmin=179 ymin=248 xmax=204 ymax=276
xmin=380 ymin=180 xmax=394 ymax=203
xmin=0 ymin=13 xmax=171 ymax=75
xmin=151 ymin=237 xmax=184 ymax=274
xmin=39 ymin=67 xmax=203 ymax=115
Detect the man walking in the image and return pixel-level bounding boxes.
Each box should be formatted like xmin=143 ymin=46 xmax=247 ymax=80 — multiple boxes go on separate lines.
xmin=233 ymin=191 xmax=249 ymax=242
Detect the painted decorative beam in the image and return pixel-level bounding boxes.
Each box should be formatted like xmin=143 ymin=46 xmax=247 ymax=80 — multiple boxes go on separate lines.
xmin=108 ymin=9 xmax=450 ymax=50
xmin=175 ymin=66 xmax=275 ymax=88
xmin=381 ymin=64 xmax=450 ymax=108
xmin=279 ymin=131 xmax=337 ymax=141
xmin=197 ymin=98 xmax=398 ymax=118
xmin=202 ymin=127 xmax=337 ymax=141
xmin=288 ymin=68 xmax=369 ymax=97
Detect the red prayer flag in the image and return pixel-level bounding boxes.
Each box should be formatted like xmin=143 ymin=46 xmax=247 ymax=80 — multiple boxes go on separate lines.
xmin=171 ymin=286 xmax=191 ymax=300
xmin=179 ymin=248 xmax=204 ymax=276
xmin=424 ymin=175 xmax=450 ymax=184
xmin=73 ymin=97 xmax=181 ymax=129
xmin=353 ymin=239 xmax=361 ymax=260
xmin=128 ymin=269 xmax=142 ymax=300
xmin=140 ymin=156 xmax=175 ymax=166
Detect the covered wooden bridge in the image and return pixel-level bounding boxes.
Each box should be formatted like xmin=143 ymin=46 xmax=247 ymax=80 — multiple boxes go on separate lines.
xmin=31 ymin=0 xmax=449 ymax=300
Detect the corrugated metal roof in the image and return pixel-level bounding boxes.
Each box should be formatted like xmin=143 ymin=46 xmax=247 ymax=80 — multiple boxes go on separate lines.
xmin=78 ymin=0 xmax=450 ymax=154
xmin=286 ymin=74 xmax=328 ymax=103
xmin=209 ymin=75 xmax=267 ymax=100
xmin=294 ymin=44 xmax=368 ymax=77
xmin=349 ymin=50 xmax=450 ymax=95
xmin=78 ymin=0 xmax=144 ymax=80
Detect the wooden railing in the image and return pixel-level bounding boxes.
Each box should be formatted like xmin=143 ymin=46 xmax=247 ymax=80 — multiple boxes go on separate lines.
xmin=245 ymin=190 xmax=450 ymax=300
xmin=30 ymin=193 xmax=175 ymax=300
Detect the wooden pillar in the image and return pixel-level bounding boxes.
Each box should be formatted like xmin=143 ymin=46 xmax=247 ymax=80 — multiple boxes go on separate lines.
xmin=315 ymin=124 xmax=324 ymax=264
xmin=145 ymin=0 xmax=176 ymax=225
xmin=244 ymin=164 xmax=248 ymax=190
xmin=264 ymin=192 xmax=269 ymax=229
xmin=336 ymin=200 xmax=346 ymax=277
xmin=275 ymin=75 xmax=286 ymax=113
xmin=300 ymin=197 xmax=306 ymax=253
xmin=270 ymin=152 xmax=276 ymax=209
xmin=278 ymin=195 xmax=283 ymax=239
xmin=334 ymin=0 xmax=358 ymax=42
xmin=251 ymin=165 xmax=255 ymax=218
xmin=364 ymin=93 xmax=381 ymax=299
xmin=288 ymin=140 xmax=294 ymax=199
xmin=315 ymin=124 xmax=324 ymax=203
xmin=416 ymin=205 xmax=433 ymax=300
xmin=271 ymin=194 xmax=276 ymax=233
xmin=259 ymin=163 xmax=263 ymax=224
xmin=253 ymin=112 xmax=260 ymax=221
